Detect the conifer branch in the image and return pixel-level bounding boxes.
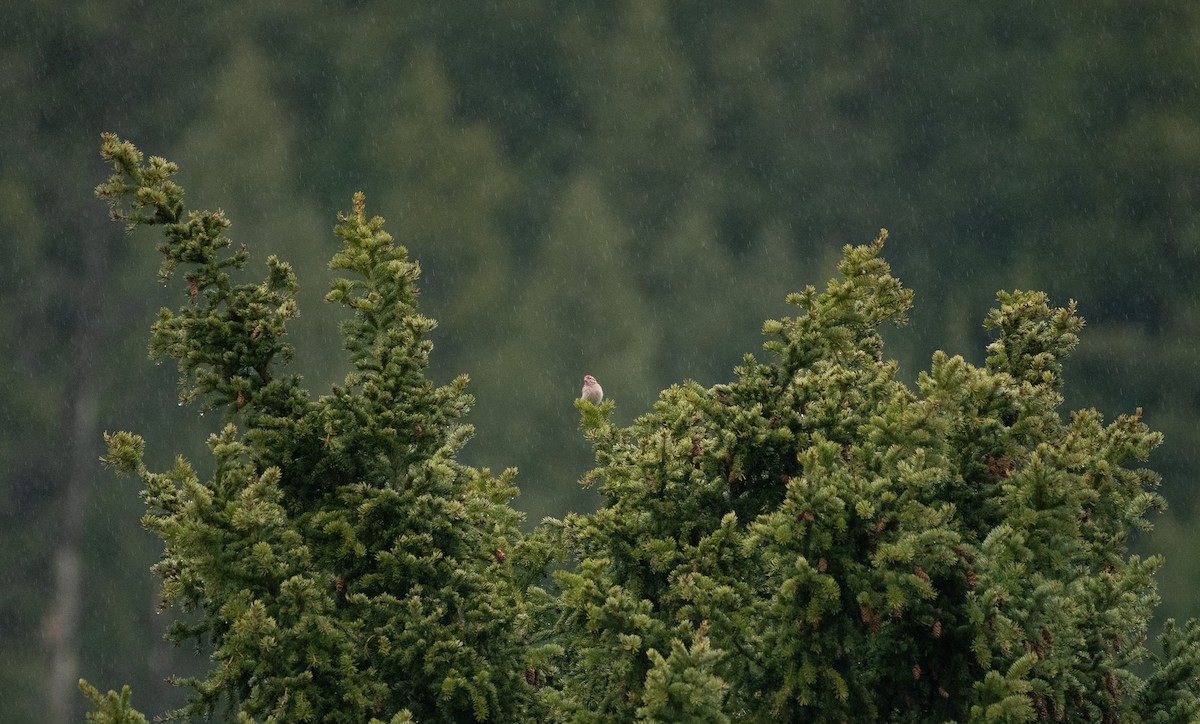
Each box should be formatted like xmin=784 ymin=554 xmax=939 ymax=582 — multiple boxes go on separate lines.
xmin=97 ymin=133 xmax=298 ymax=413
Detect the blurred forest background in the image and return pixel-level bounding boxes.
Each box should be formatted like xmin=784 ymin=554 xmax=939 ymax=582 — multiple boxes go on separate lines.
xmin=3 ymin=1 xmax=1199 ymax=720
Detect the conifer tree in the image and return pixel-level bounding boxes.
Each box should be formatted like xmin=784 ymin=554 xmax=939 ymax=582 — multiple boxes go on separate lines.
xmin=83 ymin=137 xmax=1200 ymax=722
xmin=84 ymin=134 xmax=543 ymax=722
xmin=550 ymin=231 xmax=1200 ymax=721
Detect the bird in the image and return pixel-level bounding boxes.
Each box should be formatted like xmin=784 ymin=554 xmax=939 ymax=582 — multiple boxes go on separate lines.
xmin=580 ymin=375 xmax=604 ymax=405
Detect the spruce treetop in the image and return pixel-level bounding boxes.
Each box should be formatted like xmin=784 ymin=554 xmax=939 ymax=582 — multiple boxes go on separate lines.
xmin=90 ymin=135 xmax=540 ymax=723
xmin=551 ymin=231 xmax=1199 ymax=722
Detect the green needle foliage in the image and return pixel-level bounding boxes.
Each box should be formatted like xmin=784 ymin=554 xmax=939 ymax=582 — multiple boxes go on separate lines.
xmin=552 ymin=232 xmax=1200 ymax=722
xmin=79 ymin=681 xmax=147 ymax=724
xmin=87 ymin=135 xmax=542 ymax=723
xmin=84 ymin=138 xmax=1199 ymax=722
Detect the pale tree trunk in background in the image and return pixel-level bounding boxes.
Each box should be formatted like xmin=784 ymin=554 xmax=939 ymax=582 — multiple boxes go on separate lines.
xmin=44 ymin=228 xmax=108 ymax=724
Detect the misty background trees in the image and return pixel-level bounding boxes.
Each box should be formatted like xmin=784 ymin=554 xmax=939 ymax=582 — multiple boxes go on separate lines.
xmin=3 ymin=1 xmax=1199 ymax=720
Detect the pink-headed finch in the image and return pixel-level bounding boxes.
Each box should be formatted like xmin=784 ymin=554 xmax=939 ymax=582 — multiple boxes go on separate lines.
xmin=581 ymin=375 xmax=603 ymax=405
